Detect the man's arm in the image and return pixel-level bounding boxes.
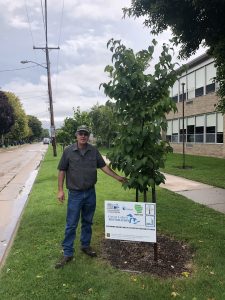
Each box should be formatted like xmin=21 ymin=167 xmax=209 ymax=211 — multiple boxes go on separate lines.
xmin=58 ymin=170 xmax=66 ymax=202
xmin=101 ymin=165 xmax=127 ymax=183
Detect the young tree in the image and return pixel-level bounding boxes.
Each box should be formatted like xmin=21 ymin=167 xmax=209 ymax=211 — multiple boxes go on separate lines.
xmin=0 ymin=91 xmax=15 ymax=145
xmin=124 ymin=0 xmax=225 ymax=113
xmin=101 ymin=39 xmax=178 ymax=199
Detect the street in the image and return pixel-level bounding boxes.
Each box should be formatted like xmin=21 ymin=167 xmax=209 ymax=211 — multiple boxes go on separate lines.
xmin=0 ymin=143 xmax=48 ymax=265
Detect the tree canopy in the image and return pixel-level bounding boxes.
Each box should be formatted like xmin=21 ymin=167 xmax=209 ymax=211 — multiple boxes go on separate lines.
xmin=0 ymin=91 xmax=15 ymax=137
xmin=89 ymin=102 xmax=118 ymax=147
xmin=5 ymin=92 xmax=29 ymax=141
xmin=124 ymin=0 xmax=225 ymax=113
xmin=27 ymin=115 xmax=43 ymax=142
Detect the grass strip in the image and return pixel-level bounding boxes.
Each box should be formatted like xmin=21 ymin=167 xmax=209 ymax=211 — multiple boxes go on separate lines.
xmin=0 ymin=147 xmax=225 ymax=299
xmin=162 ymin=153 xmax=225 ymax=189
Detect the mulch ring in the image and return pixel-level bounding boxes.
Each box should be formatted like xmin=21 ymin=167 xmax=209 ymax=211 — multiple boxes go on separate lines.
xmin=100 ymin=235 xmax=194 ymax=278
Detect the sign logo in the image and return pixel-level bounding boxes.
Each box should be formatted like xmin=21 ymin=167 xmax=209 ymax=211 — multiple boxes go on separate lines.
xmin=127 ymin=214 xmax=140 ymax=224
xmin=134 ymin=204 xmax=143 ymax=214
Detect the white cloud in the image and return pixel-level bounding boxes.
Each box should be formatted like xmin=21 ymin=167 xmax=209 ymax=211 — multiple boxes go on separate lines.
xmin=62 ymin=0 xmax=130 ymax=22
xmin=9 ymin=15 xmax=29 ymax=28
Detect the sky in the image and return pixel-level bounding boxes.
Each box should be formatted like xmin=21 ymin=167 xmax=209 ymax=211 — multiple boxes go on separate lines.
xmin=0 ymin=0 xmax=206 ymax=129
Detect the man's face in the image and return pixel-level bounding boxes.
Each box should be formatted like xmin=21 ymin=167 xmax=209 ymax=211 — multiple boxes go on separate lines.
xmin=76 ymin=131 xmax=89 ymax=145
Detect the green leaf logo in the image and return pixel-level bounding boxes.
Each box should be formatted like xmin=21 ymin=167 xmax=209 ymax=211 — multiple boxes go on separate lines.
xmin=134 ymin=204 xmax=143 ymax=214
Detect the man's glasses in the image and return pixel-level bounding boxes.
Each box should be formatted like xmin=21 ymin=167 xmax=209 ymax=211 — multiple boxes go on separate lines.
xmin=78 ymin=131 xmax=89 ymax=137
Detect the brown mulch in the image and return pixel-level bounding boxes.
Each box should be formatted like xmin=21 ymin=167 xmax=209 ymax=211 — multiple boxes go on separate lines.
xmin=100 ymin=235 xmax=194 ymax=278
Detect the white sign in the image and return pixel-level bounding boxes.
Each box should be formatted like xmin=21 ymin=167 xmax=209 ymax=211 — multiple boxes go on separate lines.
xmin=105 ymin=201 xmax=156 ymax=243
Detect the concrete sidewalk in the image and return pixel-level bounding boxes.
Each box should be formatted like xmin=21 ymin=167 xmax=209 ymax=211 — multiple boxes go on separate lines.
xmin=161 ymin=173 xmax=225 ymax=214
xmin=103 ymin=155 xmax=225 ymax=213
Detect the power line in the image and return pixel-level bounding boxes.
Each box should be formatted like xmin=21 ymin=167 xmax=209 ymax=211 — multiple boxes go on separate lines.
xmin=24 ymin=0 xmax=35 ymax=47
xmin=57 ymin=0 xmax=65 ymax=47
xmin=15 ymin=91 xmax=48 ymax=95
xmin=0 ymin=65 xmax=39 ymax=73
xmin=40 ymin=0 xmax=46 ymax=37
xmin=24 ymin=0 xmax=43 ymax=78
xmin=54 ymin=0 xmax=65 ymax=97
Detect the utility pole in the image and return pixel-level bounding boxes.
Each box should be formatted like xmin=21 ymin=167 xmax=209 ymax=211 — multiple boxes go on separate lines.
xmin=33 ymin=0 xmax=59 ymax=157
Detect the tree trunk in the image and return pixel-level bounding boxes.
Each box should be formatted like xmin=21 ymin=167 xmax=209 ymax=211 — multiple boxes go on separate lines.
xmin=143 ymin=189 xmax=147 ymax=202
xmin=135 ymin=188 xmax=138 ymax=202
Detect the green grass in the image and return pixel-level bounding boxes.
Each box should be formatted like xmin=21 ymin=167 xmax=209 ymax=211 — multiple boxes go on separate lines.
xmin=0 ymin=148 xmax=225 ymax=299
xmin=162 ymin=153 xmax=225 ymax=188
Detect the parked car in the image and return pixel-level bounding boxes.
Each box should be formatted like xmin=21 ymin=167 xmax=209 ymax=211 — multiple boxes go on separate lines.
xmin=43 ymin=138 xmax=50 ymax=144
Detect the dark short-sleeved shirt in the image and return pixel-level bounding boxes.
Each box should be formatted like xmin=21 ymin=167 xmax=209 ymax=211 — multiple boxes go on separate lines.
xmin=57 ymin=143 xmax=106 ymax=190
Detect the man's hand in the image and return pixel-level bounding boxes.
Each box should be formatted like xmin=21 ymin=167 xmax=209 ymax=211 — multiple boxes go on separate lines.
xmin=58 ymin=170 xmax=65 ymax=203
xmin=116 ymin=175 xmax=128 ymax=183
xmin=58 ymin=190 xmax=65 ymax=203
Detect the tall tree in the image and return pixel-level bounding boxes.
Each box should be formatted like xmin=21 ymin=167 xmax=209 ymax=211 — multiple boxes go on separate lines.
xmin=89 ymin=102 xmax=118 ymax=147
xmin=101 ymin=39 xmax=178 ymax=197
xmin=41 ymin=128 xmax=50 ymax=138
xmin=27 ymin=115 xmax=43 ymax=142
xmin=5 ymin=92 xmax=29 ymax=142
xmin=59 ymin=117 xmax=78 ymax=145
xmin=0 ymin=91 xmax=15 ymax=145
xmin=73 ymin=106 xmax=91 ymax=128
xmin=124 ymin=0 xmax=225 ymax=113
xmin=56 ymin=129 xmax=71 ymax=149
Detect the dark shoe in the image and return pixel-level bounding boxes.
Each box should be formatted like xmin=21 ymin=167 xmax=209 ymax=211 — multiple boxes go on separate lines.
xmin=55 ymin=256 xmax=73 ymax=269
xmin=81 ymin=246 xmax=97 ymax=257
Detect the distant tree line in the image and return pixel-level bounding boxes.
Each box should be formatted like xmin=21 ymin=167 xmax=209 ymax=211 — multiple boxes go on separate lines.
xmin=56 ymin=103 xmax=118 ymax=149
xmin=0 ymin=90 xmax=49 ymax=147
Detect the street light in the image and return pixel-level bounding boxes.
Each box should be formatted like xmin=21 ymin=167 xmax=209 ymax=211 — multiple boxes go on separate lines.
xmin=20 ymin=60 xmax=47 ymax=69
xmin=181 ymin=82 xmax=185 ymax=169
xmin=21 ymin=60 xmax=57 ymax=157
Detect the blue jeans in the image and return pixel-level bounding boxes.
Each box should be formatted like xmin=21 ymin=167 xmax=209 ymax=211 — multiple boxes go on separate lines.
xmin=62 ymin=188 xmax=96 ymax=257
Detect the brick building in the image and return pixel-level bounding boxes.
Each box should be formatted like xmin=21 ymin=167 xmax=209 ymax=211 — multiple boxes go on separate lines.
xmin=166 ymin=53 xmax=225 ymax=158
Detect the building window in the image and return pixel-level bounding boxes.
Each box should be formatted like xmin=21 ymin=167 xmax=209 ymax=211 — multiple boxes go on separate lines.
xmin=206 ymin=114 xmax=216 ymax=143
xmin=195 ymin=87 xmax=204 ymax=97
xmin=179 ymin=77 xmax=186 ymax=102
xmin=166 ymin=120 xmax=172 ymax=142
xmin=187 ymin=72 xmax=195 ymax=100
xmin=195 ymin=115 xmax=205 ymax=143
xmin=171 ymin=80 xmax=179 ymax=103
xmin=187 ymin=117 xmax=195 ymax=142
xmin=195 ymin=67 xmax=205 ymax=97
xmin=179 ymin=93 xmax=186 ymax=102
xmin=172 ymin=119 xmax=178 ymax=142
xmin=206 ymin=82 xmax=215 ymax=94
xmin=206 ymin=63 xmax=216 ymax=94
xmin=179 ymin=118 xmax=186 ymax=142
xmin=217 ymin=113 xmax=224 ymax=143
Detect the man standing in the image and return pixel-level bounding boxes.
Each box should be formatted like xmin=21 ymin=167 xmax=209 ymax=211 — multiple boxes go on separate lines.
xmin=55 ymin=125 xmax=126 ymax=269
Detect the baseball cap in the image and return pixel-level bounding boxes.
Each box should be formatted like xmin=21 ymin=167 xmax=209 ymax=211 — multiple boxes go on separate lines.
xmin=76 ymin=125 xmax=90 ymax=134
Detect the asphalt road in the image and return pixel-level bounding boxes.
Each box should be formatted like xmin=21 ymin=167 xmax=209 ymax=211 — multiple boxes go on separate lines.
xmin=0 ymin=143 xmax=48 ymax=266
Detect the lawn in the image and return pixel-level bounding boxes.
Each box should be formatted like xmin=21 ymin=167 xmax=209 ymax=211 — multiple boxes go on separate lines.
xmin=0 ymin=147 xmax=225 ymax=299
xmin=162 ymin=152 xmax=225 ymax=189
